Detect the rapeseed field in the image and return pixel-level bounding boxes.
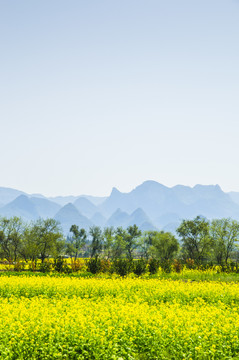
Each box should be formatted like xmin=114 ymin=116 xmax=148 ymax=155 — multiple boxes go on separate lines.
xmin=0 ymin=276 xmax=239 ymax=359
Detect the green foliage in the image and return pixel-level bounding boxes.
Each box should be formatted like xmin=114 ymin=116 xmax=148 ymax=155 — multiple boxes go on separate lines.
xmin=53 ymin=256 xmax=67 ymax=273
xmin=150 ymin=231 xmax=179 ymax=262
xmin=125 ymin=225 xmax=142 ymax=259
xmin=0 ymin=216 xmax=24 ymax=261
xmin=87 ymin=256 xmax=102 ymax=274
xmin=176 ymin=216 xmax=212 ymax=264
xmin=210 ymin=218 xmax=239 ymax=264
xmin=138 ymin=231 xmax=155 ymax=259
xmin=133 ymin=259 xmax=148 ymax=276
xmin=2 ymin=214 xmax=239 ymax=272
xmin=160 ymin=259 xmax=172 ymax=273
xmin=26 ymin=218 xmax=64 ymax=264
xmin=20 ymin=225 xmax=39 ymax=261
xmin=66 ymin=225 xmax=87 ymax=260
xmin=112 ymin=259 xmax=134 ymax=276
xmin=148 ymin=258 xmax=160 ymax=274
xmin=111 ymin=227 xmax=126 ymax=259
xmin=103 ymin=227 xmax=115 ymax=259
xmin=39 ymin=260 xmax=52 ymax=273
xmin=89 ymin=226 xmax=103 ymax=258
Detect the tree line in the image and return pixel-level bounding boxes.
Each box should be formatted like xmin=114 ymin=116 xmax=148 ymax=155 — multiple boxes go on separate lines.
xmin=0 ymin=215 xmax=239 ymax=268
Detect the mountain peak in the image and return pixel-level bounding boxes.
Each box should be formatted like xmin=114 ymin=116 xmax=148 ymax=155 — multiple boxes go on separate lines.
xmin=106 ymin=208 xmax=129 ymax=228
xmin=131 ymin=207 xmax=148 ymax=217
xmin=74 ymin=197 xmax=98 ymax=218
xmin=193 ymin=184 xmax=224 ymax=196
xmin=110 ymin=187 xmax=121 ymax=196
xmin=54 ymin=203 xmax=93 ymax=234
xmin=141 ymin=180 xmax=162 ymax=186
xmin=128 ymin=207 xmax=150 ymax=227
xmin=136 ymin=180 xmax=167 ymax=190
xmin=0 ymin=194 xmax=39 ymax=221
xmin=114 ymin=208 xmax=125 ymax=215
xmin=132 ymin=181 xmax=169 ymax=197
xmin=57 ymin=203 xmax=79 ymax=215
xmin=14 ymin=194 xmax=29 ymax=201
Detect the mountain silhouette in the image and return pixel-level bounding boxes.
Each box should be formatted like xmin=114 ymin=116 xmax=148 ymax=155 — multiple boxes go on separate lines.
xmin=90 ymin=212 xmax=107 ymax=227
xmin=106 ymin=208 xmax=130 ymax=228
xmin=1 ymin=181 xmax=239 ymax=233
xmin=54 ymin=203 xmax=93 ymax=234
xmin=0 ymin=187 xmax=26 ymax=205
xmin=74 ymin=197 xmax=99 ymax=218
xmin=0 ymin=195 xmax=39 ymax=221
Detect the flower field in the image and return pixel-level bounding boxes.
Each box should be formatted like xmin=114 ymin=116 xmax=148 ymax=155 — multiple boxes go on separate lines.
xmin=0 ymin=276 xmax=239 ymax=359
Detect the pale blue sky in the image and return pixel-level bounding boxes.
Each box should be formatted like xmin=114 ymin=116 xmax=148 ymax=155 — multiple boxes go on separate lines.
xmin=0 ymin=0 xmax=239 ymax=196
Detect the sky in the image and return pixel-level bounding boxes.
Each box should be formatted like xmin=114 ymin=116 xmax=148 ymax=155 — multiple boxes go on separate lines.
xmin=0 ymin=0 xmax=239 ymax=197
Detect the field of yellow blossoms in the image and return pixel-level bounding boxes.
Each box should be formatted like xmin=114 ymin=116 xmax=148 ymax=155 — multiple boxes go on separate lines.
xmin=0 ymin=275 xmax=239 ymax=359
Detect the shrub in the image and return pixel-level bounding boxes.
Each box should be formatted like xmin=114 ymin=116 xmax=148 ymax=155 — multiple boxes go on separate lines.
xmin=70 ymin=259 xmax=86 ymax=272
xmin=186 ymin=258 xmax=196 ymax=269
xmin=160 ymin=260 xmax=172 ymax=273
xmin=87 ymin=256 xmax=102 ymax=274
xmin=112 ymin=259 xmax=134 ymax=277
xmin=148 ymin=258 xmax=160 ymax=275
xmin=173 ymin=259 xmax=182 ymax=273
xmin=133 ymin=259 xmax=148 ymax=276
xmin=28 ymin=260 xmax=37 ymax=272
xmin=99 ymin=259 xmax=111 ymax=273
xmin=53 ymin=256 xmax=67 ymax=273
xmin=13 ymin=261 xmax=25 ymax=272
xmin=39 ymin=260 xmax=52 ymax=273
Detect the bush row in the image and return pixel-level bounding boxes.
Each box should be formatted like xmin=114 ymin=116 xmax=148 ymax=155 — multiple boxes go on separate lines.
xmin=4 ymin=257 xmax=239 ymax=276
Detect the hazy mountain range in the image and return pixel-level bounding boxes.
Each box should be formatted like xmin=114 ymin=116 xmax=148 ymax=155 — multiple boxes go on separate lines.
xmin=0 ymin=181 xmax=239 ymax=235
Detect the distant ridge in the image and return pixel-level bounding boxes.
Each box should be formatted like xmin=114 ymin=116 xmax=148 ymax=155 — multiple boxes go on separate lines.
xmin=1 ymin=181 xmax=239 ymax=234
xmin=0 ymin=187 xmax=26 ymax=205
xmin=127 ymin=208 xmax=151 ymax=227
xmin=106 ymin=208 xmax=130 ymax=228
xmin=229 ymin=192 xmax=239 ymax=206
xmin=54 ymin=203 xmax=93 ymax=234
xmin=100 ymin=181 xmax=235 ymax=220
xmin=90 ymin=212 xmax=107 ymax=227
xmin=30 ymin=197 xmax=61 ymax=218
xmin=0 ymin=195 xmax=39 ymax=221
xmin=0 ymin=195 xmax=61 ymax=221
xmin=74 ymin=197 xmax=99 ymax=218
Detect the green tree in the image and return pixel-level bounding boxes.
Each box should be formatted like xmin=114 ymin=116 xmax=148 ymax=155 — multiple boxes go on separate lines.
xmin=66 ymin=225 xmax=87 ymax=260
xmin=89 ymin=226 xmax=103 ymax=258
xmin=111 ymin=227 xmax=126 ymax=259
xmin=139 ymin=231 xmax=156 ymax=259
xmin=176 ymin=216 xmax=212 ymax=264
xmin=0 ymin=217 xmax=24 ymax=261
xmin=19 ymin=223 xmax=39 ymax=262
xmin=30 ymin=218 xmax=64 ymax=263
xmin=210 ymin=218 xmax=239 ymax=264
xmin=125 ymin=225 xmax=142 ymax=259
xmin=103 ymin=227 xmax=115 ymax=259
xmin=150 ymin=231 xmax=179 ymax=261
